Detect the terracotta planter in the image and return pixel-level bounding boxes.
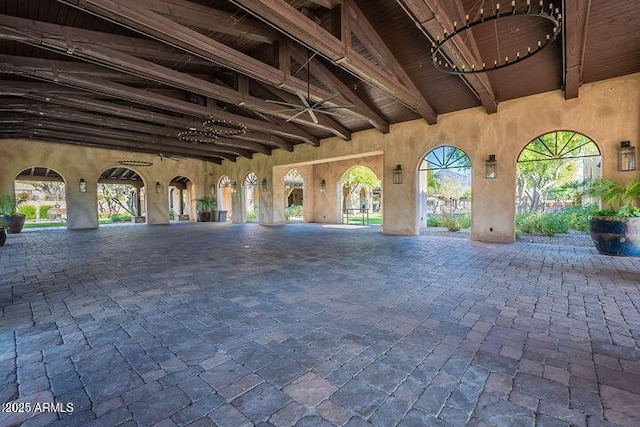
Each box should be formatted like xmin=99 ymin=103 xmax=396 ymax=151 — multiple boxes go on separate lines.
xmin=197 ymin=211 xmax=211 ymax=222
xmin=589 ymin=216 xmax=640 ymax=256
xmin=1 ymin=214 xmax=26 ymax=234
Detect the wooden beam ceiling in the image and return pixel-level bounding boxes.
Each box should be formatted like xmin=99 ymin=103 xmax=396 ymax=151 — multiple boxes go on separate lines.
xmin=396 ymin=0 xmax=498 ymax=114
xmin=563 ymin=0 xmax=591 ymax=99
xmin=229 ymin=0 xmax=437 ymax=124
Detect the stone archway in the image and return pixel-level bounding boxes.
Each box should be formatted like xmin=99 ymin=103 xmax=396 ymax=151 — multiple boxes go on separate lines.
xmin=217 ymin=175 xmax=233 ymax=221
xmin=97 ymin=167 xmax=147 ymax=225
xmin=168 ymin=176 xmax=193 ymax=221
xmin=516 ymin=130 xmax=601 ymax=213
xmin=243 ymin=172 xmax=259 ymax=223
xmin=14 ymin=167 xmax=67 ymax=226
xmin=338 ymin=165 xmax=381 ymax=225
xmin=284 ymin=168 xmax=304 ymax=222
xmin=418 ymin=145 xmax=472 ymax=233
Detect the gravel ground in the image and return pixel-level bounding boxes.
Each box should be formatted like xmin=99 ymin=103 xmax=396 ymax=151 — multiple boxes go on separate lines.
xmin=421 ymin=227 xmax=593 ymax=247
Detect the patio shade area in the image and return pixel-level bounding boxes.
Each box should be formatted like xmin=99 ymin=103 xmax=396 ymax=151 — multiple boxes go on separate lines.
xmin=1 ymin=223 xmax=639 ymax=426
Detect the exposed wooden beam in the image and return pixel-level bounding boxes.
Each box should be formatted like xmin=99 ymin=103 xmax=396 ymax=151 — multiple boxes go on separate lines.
xmin=396 ymin=0 xmax=498 ymax=114
xmin=0 ymin=83 xmax=299 ymax=153
xmin=0 ymin=56 xmax=320 ymax=146
xmin=230 ymin=0 xmax=437 ymax=123
xmin=563 ymin=0 xmax=591 ymax=99
xmin=57 ymin=0 xmax=352 ymax=115
xmin=0 ymin=15 xmax=349 ymax=139
xmin=289 ymin=44 xmax=389 ymax=133
xmin=1 ymin=117 xmax=244 ymax=160
xmin=0 ymin=101 xmax=274 ymax=155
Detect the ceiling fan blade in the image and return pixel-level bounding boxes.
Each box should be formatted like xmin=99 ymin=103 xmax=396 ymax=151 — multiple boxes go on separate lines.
xmin=266 ymin=99 xmax=302 ymax=108
xmin=297 ymin=92 xmax=311 ymax=108
xmin=308 ymin=110 xmax=319 ymax=124
xmin=311 ymin=93 xmax=341 ymax=108
xmin=286 ymin=109 xmax=310 ymax=122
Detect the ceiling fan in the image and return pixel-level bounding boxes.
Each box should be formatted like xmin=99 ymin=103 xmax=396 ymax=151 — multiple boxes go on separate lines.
xmin=266 ymin=51 xmax=354 ymax=124
xmin=157 ymin=152 xmax=181 ymax=162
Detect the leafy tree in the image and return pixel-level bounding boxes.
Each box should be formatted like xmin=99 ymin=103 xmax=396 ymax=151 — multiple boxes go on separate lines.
xmin=516 ymin=131 xmax=598 ymax=213
xmin=342 ymin=166 xmax=379 ymax=209
xmin=97 ymin=184 xmax=136 ymax=217
xmin=26 ymin=181 xmax=66 ymax=201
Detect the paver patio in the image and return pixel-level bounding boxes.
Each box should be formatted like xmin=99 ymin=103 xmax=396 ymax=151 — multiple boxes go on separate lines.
xmin=1 ymin=222 xmax=639 ymax=426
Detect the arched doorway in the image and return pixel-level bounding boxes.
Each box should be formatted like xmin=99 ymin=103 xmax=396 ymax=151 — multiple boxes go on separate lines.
xmin=338 ymin=166 xmax=381 ymax=225
xmin=98 ymin=167 xmax=146 ymax=224
xmin=218 ymin=175 xmax=233 ymax=222
xmin=243 ymin=172 xmax=259 ymax=223
xmin=418 ymin=145 xmax=472 ymax=232
xmin=284 ymin=169 xmax=304 ymax=222
xmin=14 ymin=167 xmax=67 ymax=227
xmin=168 ymin=176 xmax=193 ymax=221
xmin=516 ymin=130 xmax=601 ymax=234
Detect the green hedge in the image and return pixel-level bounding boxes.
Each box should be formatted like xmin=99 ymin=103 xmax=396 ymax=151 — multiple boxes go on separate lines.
xmin=18 ymin=204 xmax=37 ymax=220
xmin=39 ymin=204 xmax=54 ymax=219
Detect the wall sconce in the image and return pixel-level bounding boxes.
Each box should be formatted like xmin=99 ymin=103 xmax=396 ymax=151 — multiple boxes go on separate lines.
xmin=230 ymin=181 xmax=237 ymax=193
xmin=619 ymin=141 xmax=636 ymax=171
xmin=319 ymin=179 xmax=326 ymax=192
xmin=393 ymin=165 xmax=402 ymax=184
xmin=485 ymin=155 xmax=497 ymax=179
xmin=79 ymin=178 xmax=87 ymax=193
xmin=155 ymin=181 xmax=162 ymax=194
xmin=259 ymin=178 xmax=268 ymax=192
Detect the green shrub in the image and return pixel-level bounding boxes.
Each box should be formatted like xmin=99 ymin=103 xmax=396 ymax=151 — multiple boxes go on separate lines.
xmin=558 ymin=204 xmax=599 ymax=232
xmin=456 ymin=213 xmax=471 ymax=229
xmin=18 ymin=204 xmax=37 ymax=220
xmin=246 ymin=210 xmax=257 ymax=223
xmin=39 ymin=204 xmax=54 ymax=219
xmin=516 ymin=212 xmax=569 ymax=236
xmin=284 ymin=205 xmax=303 ymax=220
xmin=110 ymin=213 xmax=125 ymax=222
xmin=440 ymin=213 xmax=461 ymax=232
xmin=426 ymin=216 xmax=442 ymax=227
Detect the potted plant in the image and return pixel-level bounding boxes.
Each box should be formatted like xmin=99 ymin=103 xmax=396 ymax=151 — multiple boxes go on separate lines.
xmin=196 ymin=196 xmax=214 ymax=222
xmin=587 ymin=178 xmax=640 ymax=256
xmin=0 ymin=193 xmax=26 ymax=234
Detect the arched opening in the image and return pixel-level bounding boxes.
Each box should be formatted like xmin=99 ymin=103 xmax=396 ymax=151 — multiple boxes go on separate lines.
xmin=168 ymin=176 xmax=193 ymax=221
xmin=218 ymin=175 xmax=233 ymax=222
xmin=13 ymin=167 xmax=67 ymax=229
xmin=418 ymin=145 xmax=472 ymax=233
xmin=516 ymin=130 xmax=601 ymax=236
xmin=98 ymin=167 xmax=146 ymax=225
xmin=338 ymin=166 xmax=381 ymax=225
xmin=243 ymin=172 xmax=259 ymax=223
xmin=284 ymin=169 xmax=304 ymax=222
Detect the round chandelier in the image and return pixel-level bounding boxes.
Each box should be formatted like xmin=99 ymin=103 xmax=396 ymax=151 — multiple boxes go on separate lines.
xmin=178 ymin=128 xmax=219 ymax=144
xmin=431 ymin=0 xmax=562 ymax=74
xmin=202 ymin=118 xmax=247 ymax=136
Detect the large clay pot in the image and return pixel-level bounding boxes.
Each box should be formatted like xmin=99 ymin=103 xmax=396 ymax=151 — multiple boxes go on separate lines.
xmin=0 ymin=227 xmax=6 ymax=246
xmin=1 ymin=214 xmax=26 ymax=234
xmin=589 ymin=216 xmax=640 ymax=256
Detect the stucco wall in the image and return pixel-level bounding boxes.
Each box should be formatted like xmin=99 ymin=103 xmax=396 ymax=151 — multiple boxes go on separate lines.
xmin=2 ymin=73 xmax=638 ymax=239
xmin=0 ymin=141 xmax=210 ymax=229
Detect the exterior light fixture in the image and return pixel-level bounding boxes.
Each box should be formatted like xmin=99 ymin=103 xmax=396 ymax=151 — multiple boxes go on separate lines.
xmin=393 ymin=165 xmax=403 ymax=184
xmin=155 ymin=181 xmax=162 ymax=194
xmin=230 ymin=181 xmax=238 ymax=193
xmin=485 ymin=155 xmax=497 ymax=179
xmin=320 ymin=179 xmax=326 ymax=192
xmin=259 ymin=178 xmax=268 ymax=192
xmin=79 ymin=178 xmax=87 ymax=193
xmin=619 ymin=141 xmax=636 ymax=171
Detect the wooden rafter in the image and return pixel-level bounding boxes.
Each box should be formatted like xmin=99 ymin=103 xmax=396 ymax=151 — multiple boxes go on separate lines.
xmin=563 ymin=0 xmax=591 ymax=99
xmin=0 ymin=14 xmax=350 ymax=140
xmin=230 ymin=0 xmax=437 ymax=124
xmin=57 ymin=0 xmax=361 ymax=120
xmin=396 ymin=0 xmax=498 ymax=114
xmin=0 ymin=56 xmax=320 ymax=146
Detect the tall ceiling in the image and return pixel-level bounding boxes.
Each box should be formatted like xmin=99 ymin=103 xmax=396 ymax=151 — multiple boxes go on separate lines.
xmin=1 ymin=0 xmax=638 ymax=164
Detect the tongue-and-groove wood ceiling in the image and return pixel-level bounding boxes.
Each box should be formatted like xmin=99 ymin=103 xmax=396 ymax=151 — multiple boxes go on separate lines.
xmin=1 ymin=0 xmax=638 ymax=164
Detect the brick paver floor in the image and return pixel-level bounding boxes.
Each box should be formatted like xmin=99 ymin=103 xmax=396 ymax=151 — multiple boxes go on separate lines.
xmin=1 ymin=222 xmax=639 ymax=426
